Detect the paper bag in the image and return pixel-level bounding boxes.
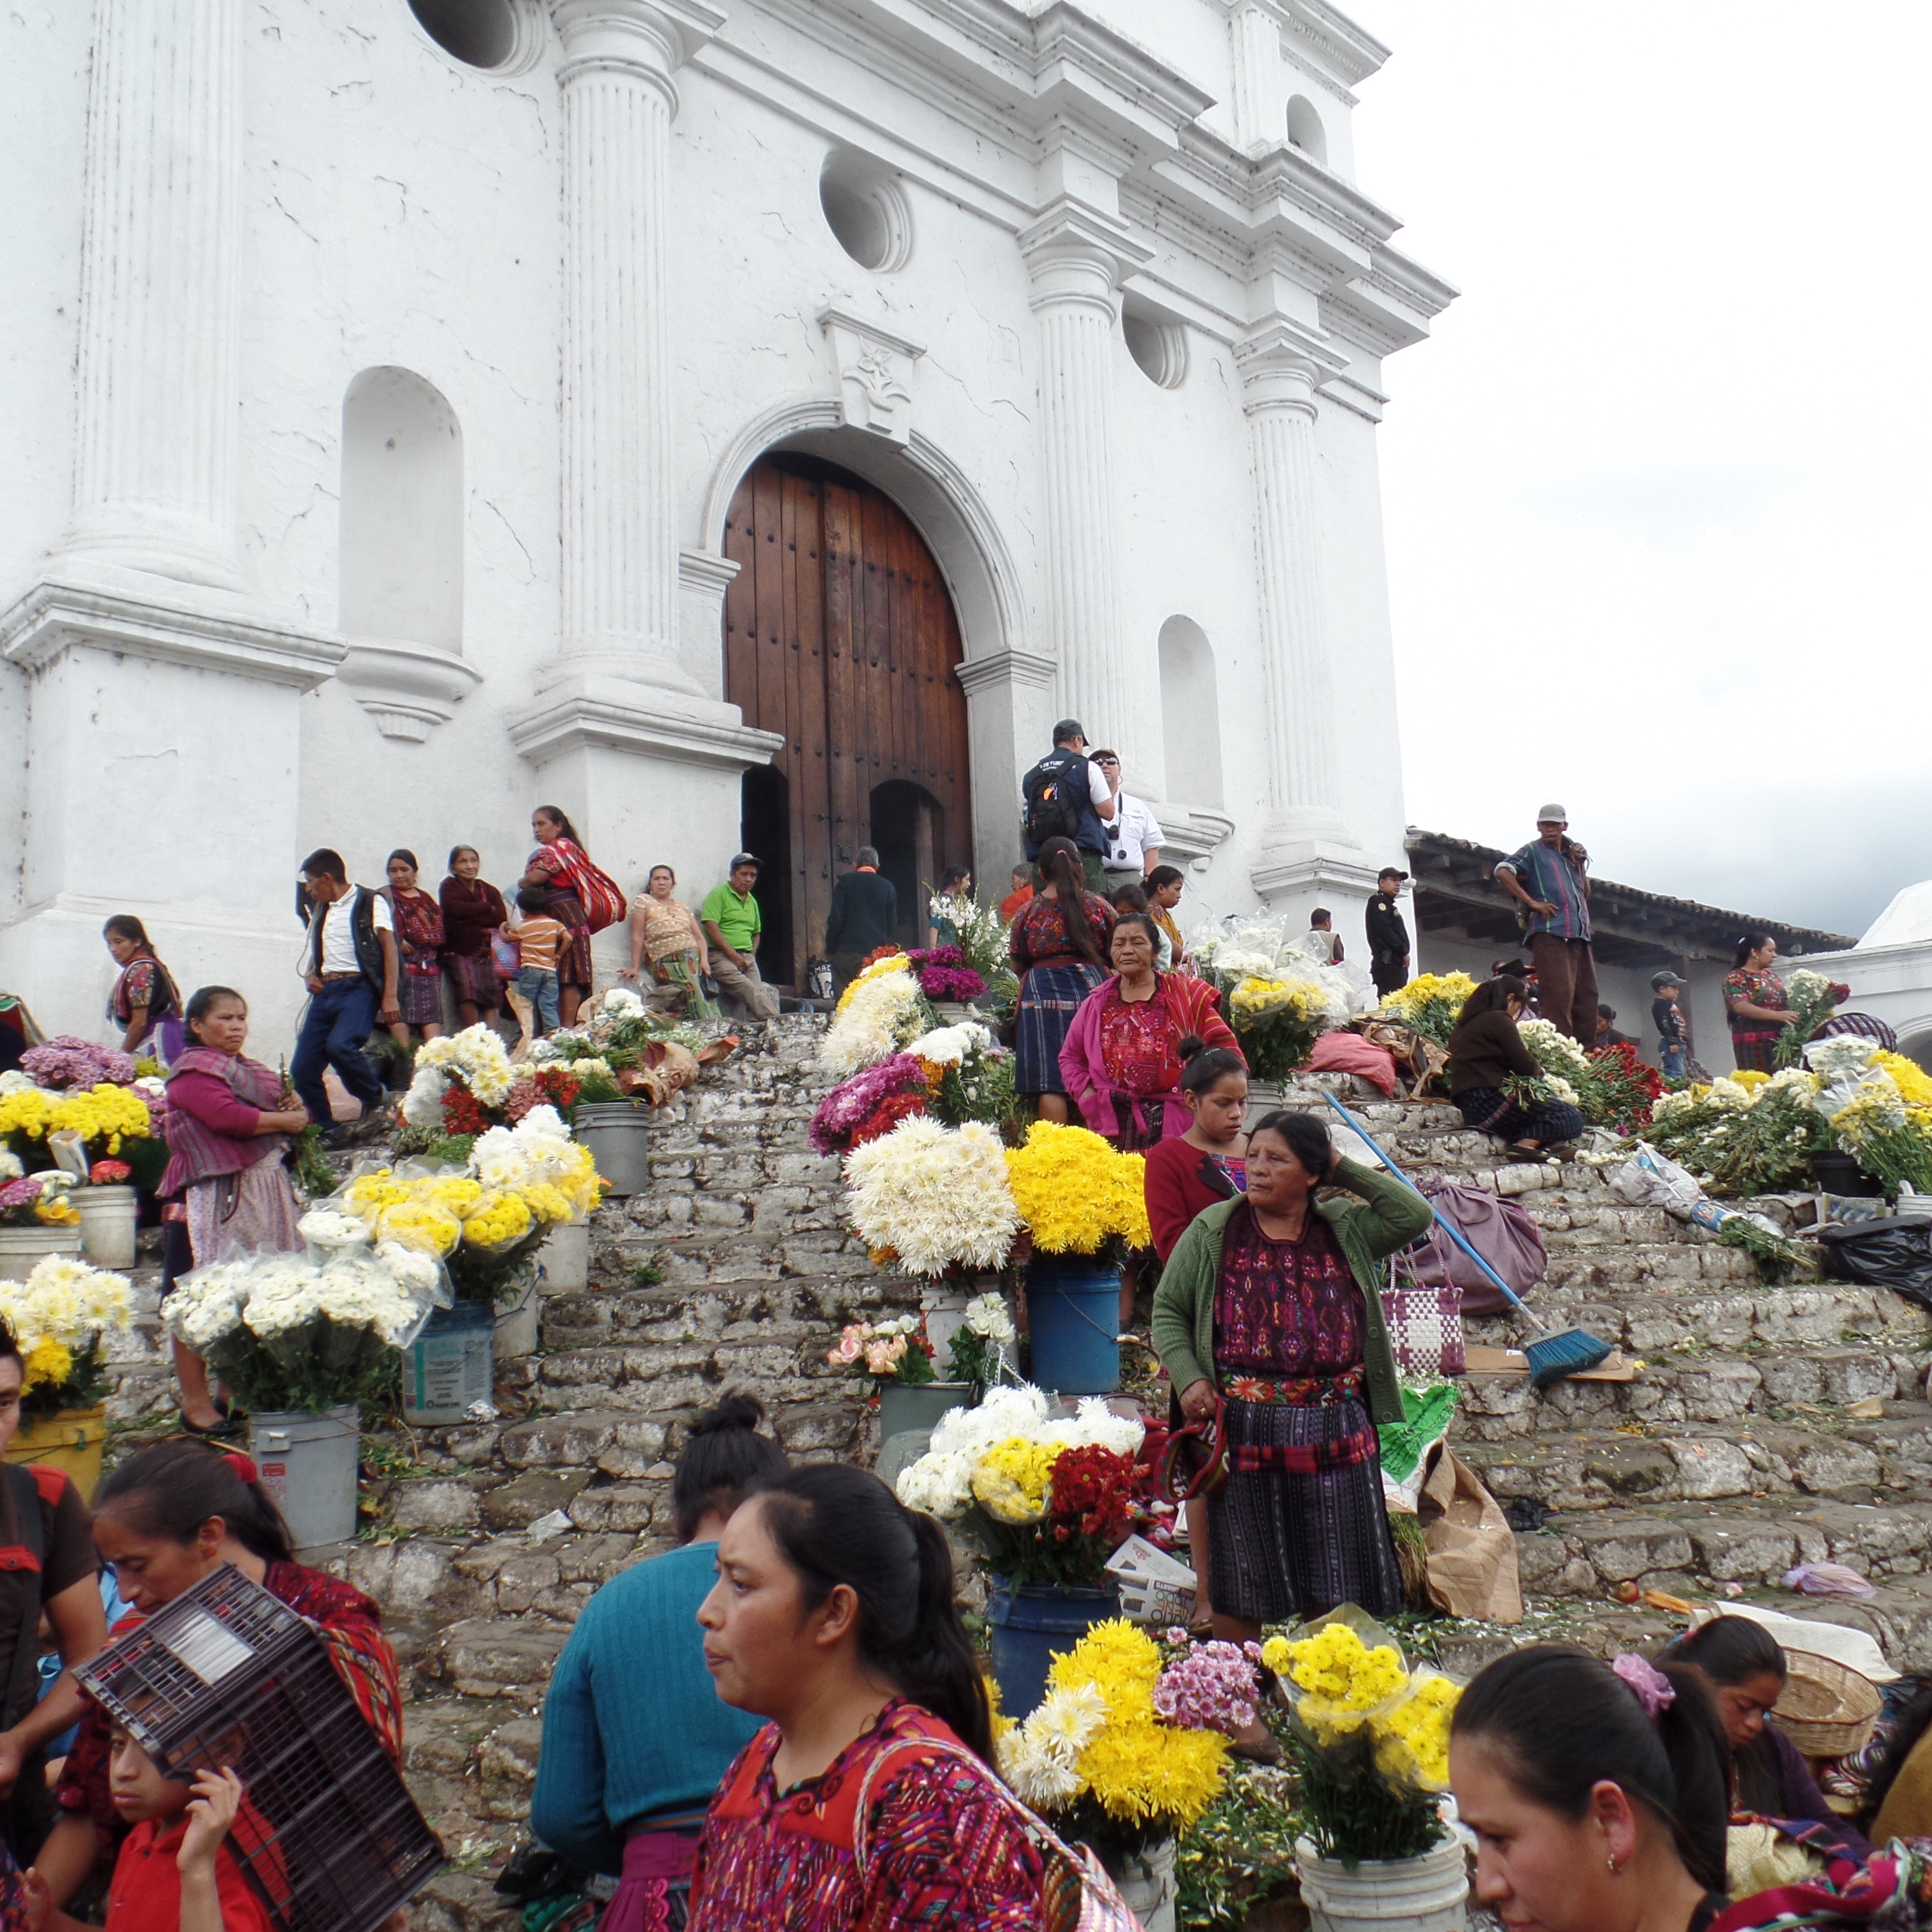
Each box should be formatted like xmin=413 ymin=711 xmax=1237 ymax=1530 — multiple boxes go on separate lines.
xmin=1417 ymin=1443 xmax=1522 ymax=1624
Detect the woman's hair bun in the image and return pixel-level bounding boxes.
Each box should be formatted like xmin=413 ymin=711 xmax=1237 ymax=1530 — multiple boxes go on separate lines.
xmin=1176 ymin=1034 xmax=1205 ymax=1061
xmin=690 ymin=1392 xmax=767 ymax=1437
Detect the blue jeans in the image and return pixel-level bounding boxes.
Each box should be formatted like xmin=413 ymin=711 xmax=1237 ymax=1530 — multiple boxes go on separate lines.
xmin=1660 ymin=1042 xmax=1686 ymax=1080
xmin=516 ymin=967 xmax=559 ymax=1035
xmin=291 ymin=979 xmax=383 ymax=1125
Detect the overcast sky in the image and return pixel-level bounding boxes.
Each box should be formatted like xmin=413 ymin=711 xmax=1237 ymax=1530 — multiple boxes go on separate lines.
xmin=1347 ymin=2 xmax=1932 ymax=942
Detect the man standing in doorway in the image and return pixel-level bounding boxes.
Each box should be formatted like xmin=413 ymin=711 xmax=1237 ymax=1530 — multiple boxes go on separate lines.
xmin=822 ymin=847 xmax=898 ymax=995
xmin=293 ymin=849 xmax=400 ymax=1147
xmin=1021 ymin=719 xmax=1115 ymax=894
xmin=1495 ymin=805 xmax=1597 ymax=1045
xmin=1365 ymin=866 xmax=1411 ymax=999
xmin=1091 ymin=750 xmax=1164 ymax=893
xmin=702 ymin=854 xmax=781 ymax=1021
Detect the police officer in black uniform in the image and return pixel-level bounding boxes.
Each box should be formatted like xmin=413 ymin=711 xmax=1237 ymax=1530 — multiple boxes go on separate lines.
xmin=1365 ymin=866 xmax=1411 ymax=999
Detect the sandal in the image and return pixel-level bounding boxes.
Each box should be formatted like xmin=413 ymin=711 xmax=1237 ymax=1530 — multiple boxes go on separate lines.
xmin=1504 ymin=1143 xmax=1549 ymax=1165
xmin=180 ymin=1401 xmax=243 ymax=1440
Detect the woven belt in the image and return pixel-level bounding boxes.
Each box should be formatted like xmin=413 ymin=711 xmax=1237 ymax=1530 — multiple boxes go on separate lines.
xmin=1225 ymin=1370 xmax=1365 ymax=1407
xmin=318 ymin=972 xmax=365 ymax=982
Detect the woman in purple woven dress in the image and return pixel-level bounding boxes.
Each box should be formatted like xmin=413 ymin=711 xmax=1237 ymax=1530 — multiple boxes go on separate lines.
xmin=381 ymin=850 xmax=447 ymax=1050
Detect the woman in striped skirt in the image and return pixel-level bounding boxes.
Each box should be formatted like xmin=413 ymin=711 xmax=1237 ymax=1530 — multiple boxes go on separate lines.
xmin=1006 ymin=835 xmax=1115 ymax=1124
xmin=1152 ymin=1111 xmax=1433 ymax=1642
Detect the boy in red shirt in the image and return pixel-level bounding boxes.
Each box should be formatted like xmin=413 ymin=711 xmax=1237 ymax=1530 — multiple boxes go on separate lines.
xmin=26 ymin=1723 xmax=269 ymax=1932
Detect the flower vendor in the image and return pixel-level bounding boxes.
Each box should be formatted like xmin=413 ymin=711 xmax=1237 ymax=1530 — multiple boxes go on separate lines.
xmin=1447 ymin=976 xmax=1585 ymax=1163
xmin=690 ymin=1465 xmax=1043 ymax=1930
xmin=100 ymin=916 xmax=183 ymax=1062
xmin=1058 ymin=914 xmax=1242 ymax=1150
xmin=1660 ymin=1618 xmax=1871 ymax=1865
xmin=158 ymin=989 xmax=310 ymax=1435
xmin=1724 ymin=933 xmax=1799 ymax=1074
xmin=40 ymin=1442 xmax=403 ymax=1916
xmin=437 ymin=845 xmax=510 ymax=1029
xmin=520 ymin=806 xmax=610 ymax=1030
xmin=380 ymin=849 xmax=448 ymax=1049
xmin=534 ymin=1396 xmax=789 ymax=1923
xmin=0 ymin=1331 xmax=110 ymax=1875
xmin=1493 ymin=804 xmax=1598 ymax=1046
xmin=1008 ymin=836 xmax=1116 ymax=1124
xmin=622 ymin=863 xmax=720 ymax=1021
xmin=1449 ymin=1646 xmax=1731 ymax=1932
xmin=1152 ymin=1110 xmax=1432 ymax=1633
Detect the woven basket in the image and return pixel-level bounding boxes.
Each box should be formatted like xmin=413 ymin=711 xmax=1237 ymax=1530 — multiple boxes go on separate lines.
xmin=1773 ymin=1651 xmax=1881 ymax=1758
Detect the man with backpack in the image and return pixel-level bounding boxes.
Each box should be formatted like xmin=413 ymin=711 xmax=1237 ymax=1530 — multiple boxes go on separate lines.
xmin=1020 ymin=719 xmax=1115 ymax=892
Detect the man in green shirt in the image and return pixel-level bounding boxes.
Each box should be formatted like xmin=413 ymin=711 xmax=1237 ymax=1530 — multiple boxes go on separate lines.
xmin=701 ymin=854 xmax=780 ymax=1020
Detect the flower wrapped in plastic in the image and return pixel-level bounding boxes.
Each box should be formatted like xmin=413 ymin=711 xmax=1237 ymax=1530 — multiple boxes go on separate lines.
xmin=1004 ymin=1122 xmax=1150 ymax=1255
xmin=373 ymin=1197 xmax=463 ymax=1256
xmin=1376 ymin=973 xmax=1480 ymax=1049
xmin=824 ymin=1313 xmax=935 ymax=1388
xmin=401 ymin=1023 xmax=517 ymax=1128
xmin=297 ymin=1208 xmax=373 ymax=1252
xmin=944 ymin=1289 xmax=1016 ymax=1386
xmin=970 ymin=1436 xmax=1059 ymax=1523
xmin=471 ymin=1107 xmax=603 ymax=1218
xmin=0 ymin=1253 xmax=134 ymax=1414
xmin=841 ymin=1117 xmax=1021 ymax=1276
xmin=0 ymin=1173 xmax=80 ymax=1229
xmin=459 ymin=1188 xmax=536 ymax=1253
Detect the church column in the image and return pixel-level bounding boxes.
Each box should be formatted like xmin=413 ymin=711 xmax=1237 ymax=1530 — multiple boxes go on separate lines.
xmin=1019 ymin=203 xmax=1149 ymax=769
xmin=549 ymin=0 xmax=721 ymax=694
xmin=1235 ymin=321 xmax=1353 ymax=860
xmin=1225 ymin=1 xmax=1281 ymax=153
xmin=57 ymin=0 xmax=245 ymax=589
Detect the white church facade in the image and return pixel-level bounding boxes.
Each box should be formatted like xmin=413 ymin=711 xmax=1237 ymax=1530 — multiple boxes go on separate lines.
xmin=0 ymin=0 xmax=1452 ymax=1046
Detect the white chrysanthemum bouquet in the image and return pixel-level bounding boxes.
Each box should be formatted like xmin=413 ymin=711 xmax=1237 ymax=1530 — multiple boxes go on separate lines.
xmin=820 ymin=955 xmax=935 ymax=1079
xmin=842 ymin=1117 xmax=1023 ymax=1276
xmin=400 ymin=1023 xmax=517 ymax=1128
xmin=0 ymin=1255 xmax=133 ymax=1416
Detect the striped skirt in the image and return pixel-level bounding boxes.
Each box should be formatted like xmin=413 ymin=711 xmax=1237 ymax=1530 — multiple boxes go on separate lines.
xmin=443 ymin=950 xmax=500 ymax=1008
xmin=396 ymin=969 xmax=444 ymax=1027
xmin=1207 ymin=1394 xmax=1403 ymax=1623
xmin=1014 ymin=962 xmax=1105 ymax=1095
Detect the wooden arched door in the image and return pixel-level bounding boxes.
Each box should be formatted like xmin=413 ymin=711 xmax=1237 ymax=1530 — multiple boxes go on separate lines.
xmin=722 ymin=454 xmax=973 ymax=986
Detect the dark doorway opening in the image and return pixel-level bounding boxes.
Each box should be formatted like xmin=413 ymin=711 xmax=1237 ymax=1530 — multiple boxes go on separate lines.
xmin=870 ymin=779 xmax=940 ymax=950
xmin=740 ymin=765 xmax=793 ymax=988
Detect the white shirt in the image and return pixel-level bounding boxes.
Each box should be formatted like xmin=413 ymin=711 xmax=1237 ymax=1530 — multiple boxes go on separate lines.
xmin=312 ymin=887 xmax=392 ymax=975
xmin=1102 ymin=793 xmax=1165 ymax=873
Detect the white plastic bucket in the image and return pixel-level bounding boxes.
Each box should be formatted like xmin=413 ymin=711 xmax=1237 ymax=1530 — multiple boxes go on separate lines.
xmin=538 ymin=1221 xmax=589 ymax=1291
xmin=0 ymin=1225 xmax=86 ymax=1282
xmin=75 ymin=1185 xmax=138 ymax=1269
xmin=250 ymin=1404 xmax=361 ymax=1550
xmin=495 ymin=1274 xmax=541 ymax=1359
xmin=1107 ymin=1835 xmax=1177 ymax=1932
xmin=404 ymin=1301 xmax=495 ymax=1424
xmin=572 ymin=1102 xmax=651 ymax=1197
xmin=1296 ymin=1835 xmax=1468 ymax=1932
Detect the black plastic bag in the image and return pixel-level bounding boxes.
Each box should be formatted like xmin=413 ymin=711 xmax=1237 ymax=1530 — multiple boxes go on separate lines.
xmin=1817 ymin=1218 xmax=1932 ymax=1308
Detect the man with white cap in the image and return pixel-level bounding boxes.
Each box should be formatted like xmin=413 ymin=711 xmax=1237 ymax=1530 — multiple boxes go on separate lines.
xmin=1495 ymin=805 xmax=1597 ymax=1045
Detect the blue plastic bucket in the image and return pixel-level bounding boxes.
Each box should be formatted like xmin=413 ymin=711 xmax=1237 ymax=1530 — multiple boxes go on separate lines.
xmin=1026 ymin=1260 xmax=1122 ymax=1395
xmin=403 ymin=1300 xmax=496 ymax=1425
xmin=988 ymin=1579 xmax=1119 ymax=1718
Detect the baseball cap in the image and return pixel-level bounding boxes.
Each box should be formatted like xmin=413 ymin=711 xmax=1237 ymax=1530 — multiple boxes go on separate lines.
xmin=1377 ymin=865 xmax=1409 ymax=881
xmin=1052 ymin=718 xmax=1087 ymax=744
xmin=729 ymin=852 xmax=761 ymax=870
xmin=1650 ymin=971 xmax=1684 ymax=990
xmin=1536 ymin=803 xmax=1568 ymax=824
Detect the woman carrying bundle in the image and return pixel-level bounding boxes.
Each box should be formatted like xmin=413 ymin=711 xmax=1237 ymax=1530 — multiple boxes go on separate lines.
xmin=688 ymin=1465 xmax=1042 ymax=1929
xmin=520 ymin=807 xmax=600 ymax=1029
xmin=100 ymin=917 xmax=183 ymax=1062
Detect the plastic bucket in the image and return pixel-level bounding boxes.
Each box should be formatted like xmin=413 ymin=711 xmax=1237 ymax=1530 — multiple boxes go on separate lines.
xmin=1025 ymin=1261 xmax=1122 ymax=1395
xmin=1105 ymin=1836 xmax=1177 ymax=1932
xmin=495 ymin=1274 xmax=540 ymax=1360
xmin=1810 ymin=1151 xmax=1884 ymax=1198
xmin=403 ymin=1300 xmax=496 ymax=1424
xmin=877 ymin=1381 xmax=972 ymax=1444
xmin=250 ymin=1404 xmax=361 ymax=1551
xmin=539 ymin=1220 xmax=590 ymax=1291
xmin=987 ymin=1578 xmax=1118 ymax=1718
xmin=1296 ymin=1835 xmax=1469 ymax=1932
xmin=75 ymin=1185 xmax=138 ymax=1269
xmin=0 ymin=1225 xmax=85 ymax=1282
xmin=573 ymin=1102 xmax=652 ymax=1197
xmin=3 ymin=1404 xmax=108 ymax=1502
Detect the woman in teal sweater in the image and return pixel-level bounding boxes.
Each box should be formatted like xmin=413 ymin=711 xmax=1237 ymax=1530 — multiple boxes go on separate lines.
xmin=1152 ymin=1110 xmax=1432 ymax=1637
xmin=532 ymin=1396 xmax=789 ymax=1926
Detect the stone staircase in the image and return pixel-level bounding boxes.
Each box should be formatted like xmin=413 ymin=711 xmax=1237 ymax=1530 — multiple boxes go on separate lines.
xmin=95 ymin=1023 xmax=1932 ymax=1927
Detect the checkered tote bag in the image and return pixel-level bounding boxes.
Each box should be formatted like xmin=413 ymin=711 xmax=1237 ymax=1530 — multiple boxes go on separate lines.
xmin=1381 ymin=1253 xmax=1465 ymax=1378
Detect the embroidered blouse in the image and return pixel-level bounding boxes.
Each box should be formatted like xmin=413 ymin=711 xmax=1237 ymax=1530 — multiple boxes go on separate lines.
xmin=688 ymin=1700 xmax=1042 ymax=1931
xmin=387 ymin=888 xmax=445 ymax=979
xmin=1008 ymin=891 xmax=1115 ymax=974
xmin=1214 ymin=1205 xmax=1362 ymax=1381
xmin=109 ymin=956 xmax=178 ymax=1031
xmin=1724 ymin=967 xmax=1788 ymax=1039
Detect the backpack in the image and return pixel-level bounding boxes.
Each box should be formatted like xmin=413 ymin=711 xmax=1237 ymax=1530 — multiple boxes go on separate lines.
xmin=1023 ymin=750 xmax=1092 ymax=847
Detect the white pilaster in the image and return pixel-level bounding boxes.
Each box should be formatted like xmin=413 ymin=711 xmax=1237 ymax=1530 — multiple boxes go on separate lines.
xmin=1226 ymin=1 xmax=1281 ymax=153
xmin=57 ymin=0 xmax=245 ymax=591
xmin=1019 ymin=202 xmax=1150 ymax=768
xmin=1235 ymin=319 xmax=1358 ymax=894
xmin=548 ymin=0 xmax=723 ymax=695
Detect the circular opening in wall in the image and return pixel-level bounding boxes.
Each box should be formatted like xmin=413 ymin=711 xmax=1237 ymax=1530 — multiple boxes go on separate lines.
xmin=819 ymin=151 xmax=913 ymax=272
xmin=407 ymin=0 xmax=518 ymax=70
xmin=1122 ymin=298 xmax=1188 ymax=390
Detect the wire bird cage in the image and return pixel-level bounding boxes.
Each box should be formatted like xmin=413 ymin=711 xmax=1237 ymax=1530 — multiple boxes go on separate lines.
xmin=76 ymin=1564 xmax=443 ymax=1932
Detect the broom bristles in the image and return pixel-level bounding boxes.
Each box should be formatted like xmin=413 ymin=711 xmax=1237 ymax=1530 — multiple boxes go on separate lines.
xmin=1524 ymin=1326 xmax=1613 ymax=1389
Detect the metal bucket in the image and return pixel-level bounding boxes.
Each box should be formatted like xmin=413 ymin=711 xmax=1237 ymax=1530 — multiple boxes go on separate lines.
xmin=249 ymin=1405 xmax=361 ymax=1550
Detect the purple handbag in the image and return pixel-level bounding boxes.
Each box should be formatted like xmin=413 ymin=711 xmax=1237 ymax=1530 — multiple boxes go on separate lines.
xmin=1403 ymin=1180 xmax=1548 ymax=1317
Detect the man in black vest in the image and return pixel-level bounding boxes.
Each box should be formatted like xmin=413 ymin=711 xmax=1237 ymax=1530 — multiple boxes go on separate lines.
xmin=293 ymin=848 xmax=400 ymax=1147
xmin=823 ymin=847 xmax=899 ymax=995
xmin=1020 ymin=718 xmax=1115 ymax=893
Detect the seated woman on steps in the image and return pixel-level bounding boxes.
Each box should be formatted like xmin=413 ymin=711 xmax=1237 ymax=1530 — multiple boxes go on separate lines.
xmin=532 ymin=1395 xmax=789 ymax=1930
xmin=1447 ymin=975 xmax=1584 ymax=1165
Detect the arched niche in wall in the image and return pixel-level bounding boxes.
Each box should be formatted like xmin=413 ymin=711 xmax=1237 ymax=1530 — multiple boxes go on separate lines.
xmin=1158 ymin=617 xmax=1225 ymax=811
xmin=335 ymin=366 xmax=481 ymax=741
xmin=1287 ymin=95 xmax=1329 ymax=166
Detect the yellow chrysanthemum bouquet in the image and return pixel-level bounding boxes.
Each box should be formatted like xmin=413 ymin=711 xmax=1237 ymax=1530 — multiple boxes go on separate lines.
xmin=1375 ymin=973 xmax=1479 ymax=1051
xmin=1259 ymin=1609 xmax=1461 ymax=1862
xmin=1004 ymin=1121 xmax=1151 ymax=1261
xmin=0 ymin=1253 xmax=134 ymax=1418
xmin=995 ymin=1620 xmax=1230 ymax=1862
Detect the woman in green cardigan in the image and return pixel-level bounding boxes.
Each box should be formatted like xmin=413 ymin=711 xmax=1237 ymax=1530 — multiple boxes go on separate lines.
xmin=1152 ymin=1109 xmax=1433 ymax=1637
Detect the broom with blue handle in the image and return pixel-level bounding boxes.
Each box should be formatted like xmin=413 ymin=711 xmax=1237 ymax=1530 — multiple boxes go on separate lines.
xmin=1321 ymin=1092 xmax=1613 ymax=1389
